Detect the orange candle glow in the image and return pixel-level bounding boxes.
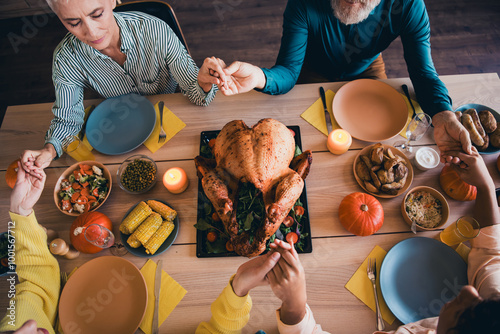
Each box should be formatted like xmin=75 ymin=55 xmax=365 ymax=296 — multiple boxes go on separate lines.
xmin=163 ymin=167 xmax=189 ymax=194
xmin=327 ymin=129 xmax=352 ymax=155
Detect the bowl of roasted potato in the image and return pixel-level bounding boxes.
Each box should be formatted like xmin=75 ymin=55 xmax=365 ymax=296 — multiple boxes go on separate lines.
xmin=353 ymin=143 xmax=413 ymax=198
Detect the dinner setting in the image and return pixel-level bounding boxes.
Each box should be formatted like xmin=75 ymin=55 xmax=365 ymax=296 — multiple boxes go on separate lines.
xmin=1 ymin=0 xmax=500 ymax=333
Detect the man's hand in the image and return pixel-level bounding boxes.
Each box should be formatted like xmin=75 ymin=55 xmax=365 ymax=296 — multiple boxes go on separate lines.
xmin=198 ymin=57 xmax=228 ymax=93
xmin=218 ymin=61 xmax=266 ymax=96
xmin=0 ymin=319 xmax=49 ymax=334
xmin=267 ymin=239 xmax=307 ymax=325
xmin=20 ymin=144 xmax=56 ymax=178
xmin=10 ymin=161 xmax=46 ymax=216
xmin=231 ymin=251 xmax=281 ymax=297
xmin=433 ymin=110 xmax=472 ymax=165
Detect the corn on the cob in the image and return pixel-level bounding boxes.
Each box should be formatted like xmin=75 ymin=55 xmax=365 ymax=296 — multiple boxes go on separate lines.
xmin=144 ymin=221 xmax=175 ymax=255
xmin=120 ymin=201 xmax=152 ymax=234
xmin=127 ymin=235 xmax=141 ymax=248
xmin=147 ymin=200 xmax=177 ymax=221
xmin=130 ymin=212 xmax=162 ymax=244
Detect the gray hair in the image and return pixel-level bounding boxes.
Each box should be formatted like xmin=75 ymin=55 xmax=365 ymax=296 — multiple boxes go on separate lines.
xmin=45 ymin=0 xmax=121 ymax=11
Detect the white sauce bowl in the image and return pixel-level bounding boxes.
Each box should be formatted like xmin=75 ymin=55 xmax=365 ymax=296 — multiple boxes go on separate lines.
xmin=414 ymin=147 xmax=440 ymax=171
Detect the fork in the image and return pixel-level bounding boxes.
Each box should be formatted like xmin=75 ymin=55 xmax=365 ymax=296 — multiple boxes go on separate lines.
xmin=367 ymin=258 xmax=385 ymax=331
xmin=158 ymin=101 xmax=167 ymax=144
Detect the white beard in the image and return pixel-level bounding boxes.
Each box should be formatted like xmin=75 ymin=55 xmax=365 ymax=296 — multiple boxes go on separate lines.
xmin=331 ymin=0 xmax=382 ymax=25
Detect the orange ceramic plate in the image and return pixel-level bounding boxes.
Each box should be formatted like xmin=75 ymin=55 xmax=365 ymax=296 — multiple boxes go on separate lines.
xmin=58 ymin=256 xmax=147 ymax=334
xmin=353 ymin=144 xmax=413 ymax=198
xmin=333 ymin=79 xmax=408 ymax=142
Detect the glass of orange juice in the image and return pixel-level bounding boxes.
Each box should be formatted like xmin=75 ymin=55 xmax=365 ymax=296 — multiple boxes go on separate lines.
xmin=64 ymin=136 xmax=95 ymax=161
xmin=439 ymin=216 xmax=480 ymax=246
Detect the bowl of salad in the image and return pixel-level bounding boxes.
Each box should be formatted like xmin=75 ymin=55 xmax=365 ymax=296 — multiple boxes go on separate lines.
xmin=54 ymin=161 xmax=112 ymax=216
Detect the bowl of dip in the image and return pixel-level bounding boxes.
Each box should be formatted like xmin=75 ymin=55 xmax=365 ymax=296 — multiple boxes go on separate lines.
xmin=401 ymin=186 xmax=449 ymax=231
xmin=414 ymin=147 xmax=440 ymax=171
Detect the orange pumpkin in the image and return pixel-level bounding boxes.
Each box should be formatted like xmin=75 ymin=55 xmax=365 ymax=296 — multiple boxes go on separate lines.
xmin=338 ymin=192 xmax=384 ymax=236
xmin=70 ymin=212 xmax=113 ymax=254
xmin=5 ymin=159 xmax=20 ymax=189
xmin=439 ymin=165 xmax=477 ymax=201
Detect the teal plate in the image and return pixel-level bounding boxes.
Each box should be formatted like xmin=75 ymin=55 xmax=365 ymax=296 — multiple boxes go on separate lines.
xmin=86 ymin=94 xmax=156 ymax=155
xmin=380 ymin=237 xmax=467 ymax=324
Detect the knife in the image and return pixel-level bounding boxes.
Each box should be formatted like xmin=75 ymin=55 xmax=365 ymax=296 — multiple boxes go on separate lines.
xmin=319 ymin=87 xmax=333 ymax=135
xmin=402 ymin=84 xmax=416 ymax=116
xmin=152 ymin=260 xmax=162 ymax=334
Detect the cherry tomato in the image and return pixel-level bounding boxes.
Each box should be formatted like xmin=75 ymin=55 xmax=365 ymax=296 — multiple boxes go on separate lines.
xmin=212 ymin=212 xmax=221 ymax=222
xmin=294 ymin=205 xmax=305 ymax=216
xmin=207 ymin=231 xmax=218 ymax=243
xmin=283 ymin=216 xmax=294 ymax=228
xmin=208 ymin=139 xmax=216 ymax=149
xmin=289 ymin=129 xmax=295 ymax=137
xmin=226 ymin=240 xmax=234 ymax=252
xmin=286 ymin=232 xmax=299 ymax=245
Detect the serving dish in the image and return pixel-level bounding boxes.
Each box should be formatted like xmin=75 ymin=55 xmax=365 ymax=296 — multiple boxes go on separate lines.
xmin=333 ymin=79 xmax=408 ymax=142
xmin=380 ymin=237 xmax=467 ymax=324
xmin=53 ymin=161 xmax=112 ymax=216
xmin=119 ymin=199 xmax=179 ymax=257
xmin=85 ymin=93 xmax=156 ymax=155
xmin=353 ymin=144 xmax=413 ymax=198
xmin=195 ymin=126 xmax=312 ymax=258
xmin=58 ymin=256 xmax=148 ymax=334
xmin=401 ymin=186 xmax=449 ymax=231
xmin=454 ymin=103 xmax=500 ymax=154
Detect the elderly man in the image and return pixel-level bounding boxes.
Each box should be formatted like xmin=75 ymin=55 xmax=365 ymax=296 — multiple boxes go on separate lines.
xmin=20 ymin=0 xmax=226 ymax=176
xmin=216 ymin=0 xmax=472 ymax=163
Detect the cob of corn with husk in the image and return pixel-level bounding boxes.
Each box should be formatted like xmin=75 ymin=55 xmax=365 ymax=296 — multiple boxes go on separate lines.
xmin=120 ymin=201 xmax=152 ymax=234
xmin=144 ymin=221 xmax=175 ymax=255
xmin=147 ymin=200 xmax=177 ymax=221
xmin=127 ymin=234 xmax=141 ymax=248
xmin=130 ymin=212 xmax=162 ymax=244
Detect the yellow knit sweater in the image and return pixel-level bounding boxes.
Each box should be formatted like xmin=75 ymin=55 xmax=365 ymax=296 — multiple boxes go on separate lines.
xmin=0 ymin=212 xmax=60 ymax=334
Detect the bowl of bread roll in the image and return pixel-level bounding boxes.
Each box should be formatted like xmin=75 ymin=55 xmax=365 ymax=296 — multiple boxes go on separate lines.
xmin=455 ymin=104 xmax=500 ymax=154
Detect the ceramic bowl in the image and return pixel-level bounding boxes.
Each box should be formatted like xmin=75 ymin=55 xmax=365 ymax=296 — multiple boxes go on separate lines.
xmin=401 ymin=186 xmax=449 ymax=231
xmin=413 ymin=147 xmax=440 ymax=171
xmin=117 ymin=154 xmax=157 ymax=194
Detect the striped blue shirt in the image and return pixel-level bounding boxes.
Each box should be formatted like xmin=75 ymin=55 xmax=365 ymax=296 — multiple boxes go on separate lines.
xmin=46 ymin=11 xmax=216 ymax=157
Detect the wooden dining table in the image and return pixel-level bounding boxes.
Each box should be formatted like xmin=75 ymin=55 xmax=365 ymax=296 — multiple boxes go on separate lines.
xmin=1 ymin=73 xmax=500 ymax=333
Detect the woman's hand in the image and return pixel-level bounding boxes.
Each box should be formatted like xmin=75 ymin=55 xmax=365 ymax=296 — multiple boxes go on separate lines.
xmin=198 ymin=57 xmax=228 ymax=93
xmin=231 ymin=251 xmax=281 ymax=297
xmin=20 ymin=144 xmax=56 ymax=178
xmin=0 ymin=319 xmax=49 ymax=334
xmin=10 ymin=161 xmax=46 ymax=216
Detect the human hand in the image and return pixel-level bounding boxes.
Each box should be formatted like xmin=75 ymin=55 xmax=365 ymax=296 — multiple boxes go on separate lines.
xmin=20 ymin=144 xmax=55 ymax=178
xmin=433 ymin=110 xmax=472 ymax=164
xmin=10 ymin=161 xmax=46 ymax=216
xmin=447 ymin=147 xmax=494 ymax=192
xmin=198 ymin=57 xmax=228 ymax=93
xmin=218 ymin=61 xmax=266 ymax=96
xmin=267 ymin=239 xmax=307 ymax=325
xmin=0 ymin=319 xmax=49 ymax=334
xmin=231 ymin=250 xmax=281 ymax=297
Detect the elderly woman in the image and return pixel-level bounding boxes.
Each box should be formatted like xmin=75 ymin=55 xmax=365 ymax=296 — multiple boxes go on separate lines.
xmin=20 ymin=0 xmax=225 ymax=176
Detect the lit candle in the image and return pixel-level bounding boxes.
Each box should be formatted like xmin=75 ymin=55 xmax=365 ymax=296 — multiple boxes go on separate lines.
xmin=163 ymin=167 xmax=189 ymax=194
xmin=327 ymin=129 xmax=352 ymax=155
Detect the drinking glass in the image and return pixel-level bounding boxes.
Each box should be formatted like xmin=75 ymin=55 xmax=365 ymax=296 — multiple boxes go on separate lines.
xmin=439 ymin=216 xmax=480 ymax=246
xmin=84 ymin=224 xmax=128 ymax=256
xmin=393 ymin=113 xmax=432 ymax=152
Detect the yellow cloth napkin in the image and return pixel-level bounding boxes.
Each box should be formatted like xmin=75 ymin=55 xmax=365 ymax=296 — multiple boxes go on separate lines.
xmin=300 ymin=89 xmax=340 ymax=136
xmin=139 ymin=259 xmax=187 ymax=334
xmin=300 ymin=90 xmax=419 ymax=139
xmin=143 ymin=101 xmax=186 ymax=153
xmin=81 ymin=105 xmax=95 ymax=151
xmin=345 ymin=246 xmax=396 ymax=325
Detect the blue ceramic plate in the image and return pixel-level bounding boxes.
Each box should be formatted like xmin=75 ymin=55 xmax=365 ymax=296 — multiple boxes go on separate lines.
xmin=454 ymin=103 xmax=500 ymax=154
xmin=380 ymin=237 xmax=467 ymax=324
xmin=85 ymin=94 xmax=156 ymax=155
xmin=120 ymin=199 xmax=179 ymax=257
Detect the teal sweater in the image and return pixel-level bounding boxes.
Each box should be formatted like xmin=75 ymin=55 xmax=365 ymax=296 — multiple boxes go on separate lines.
xmin=261 ymin=0 xmax=452 ymax=116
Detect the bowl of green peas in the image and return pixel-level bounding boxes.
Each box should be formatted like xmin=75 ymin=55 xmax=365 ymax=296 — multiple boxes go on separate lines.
xmin=117 ymin=155 xmax=157 ymax=194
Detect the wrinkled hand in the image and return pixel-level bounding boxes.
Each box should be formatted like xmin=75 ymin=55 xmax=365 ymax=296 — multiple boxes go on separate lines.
xmin=0 ymin=319 xmax=49 ymax=334
xmin=433 ymin=110 xmax=472 ymax=165
xmin=218 ymin=61 xmax=266 ymax=96
xmin=20 ymin=144 xmax=55 ymax=178
xmin=198 ymin=56 xmax=228 ymax=93
xmin=447 ymin=147 xmax=494 ymax=191
xmin=10 ymin=161 xmax=46 ymax=216
xmin=231 ymin=250 xmax=281 ymax=297
xmin=267 ymin=239 xmax=307 ymax=325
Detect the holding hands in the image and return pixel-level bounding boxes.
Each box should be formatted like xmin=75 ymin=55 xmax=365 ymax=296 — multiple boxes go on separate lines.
xmin=433 ymin=110 xmax=472 ymax=165
xmin=10 ymin=161 xmax=46 ymax=216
